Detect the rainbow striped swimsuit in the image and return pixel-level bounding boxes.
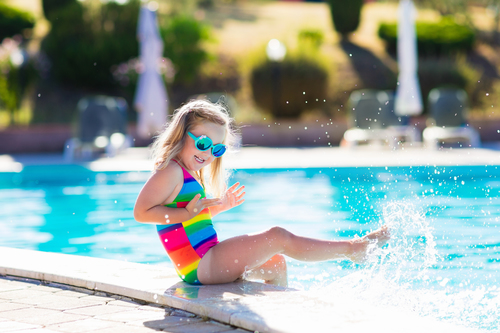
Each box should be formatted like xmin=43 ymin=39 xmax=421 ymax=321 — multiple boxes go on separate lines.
xmin=156 ymin=162 xmax=219 ymax=285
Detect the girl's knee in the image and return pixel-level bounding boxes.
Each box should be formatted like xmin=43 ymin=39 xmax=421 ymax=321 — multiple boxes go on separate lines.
xmin=267 ymin=226 xmax=292 ymax=242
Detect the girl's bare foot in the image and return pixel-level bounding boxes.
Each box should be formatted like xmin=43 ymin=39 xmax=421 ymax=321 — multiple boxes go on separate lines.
xmin=349 ymin=225 xmax=390 ymax=263
xmin=365 ymin=225 xmax=390 ymax=247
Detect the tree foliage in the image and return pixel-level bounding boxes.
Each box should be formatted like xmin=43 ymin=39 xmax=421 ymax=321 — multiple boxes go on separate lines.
xmin=325 ymin=0 xmax=363 ymax=38
xmin=0 ymin=3 xmax=35 ymax=41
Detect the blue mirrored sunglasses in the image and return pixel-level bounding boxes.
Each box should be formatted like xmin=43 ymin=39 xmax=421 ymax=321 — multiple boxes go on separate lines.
xmin=188 ymin=132 xmax=227 ymax=157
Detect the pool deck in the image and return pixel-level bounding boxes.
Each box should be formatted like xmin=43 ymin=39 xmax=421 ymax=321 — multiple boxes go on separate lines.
xmin=3 ymin=144 xmax=500 ymax=172
xmin=1 ymin=145 xmax=496 ymax=332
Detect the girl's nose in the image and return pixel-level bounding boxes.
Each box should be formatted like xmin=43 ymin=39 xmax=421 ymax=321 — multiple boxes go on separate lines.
xmin=200 ymin=149 xmax=212 ymax=159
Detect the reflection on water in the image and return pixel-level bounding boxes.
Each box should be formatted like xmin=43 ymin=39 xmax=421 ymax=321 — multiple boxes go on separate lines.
xmin=0 ymin=165 xmax=499 ymax=330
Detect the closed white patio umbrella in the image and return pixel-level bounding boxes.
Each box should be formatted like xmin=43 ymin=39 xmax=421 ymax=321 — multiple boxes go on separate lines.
xmin=395 ymin=0 xmax=423 ymax=116
xmin=134 ymin=4 xmax=168 ymax=139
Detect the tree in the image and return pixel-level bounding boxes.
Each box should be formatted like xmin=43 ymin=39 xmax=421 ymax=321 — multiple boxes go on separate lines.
xmin=325 ymin=0 xmax=364 ymax=39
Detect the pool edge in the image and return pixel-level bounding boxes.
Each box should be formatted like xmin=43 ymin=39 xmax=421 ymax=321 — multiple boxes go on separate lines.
xmin=0 ymin=247 xmax=482 ymax=333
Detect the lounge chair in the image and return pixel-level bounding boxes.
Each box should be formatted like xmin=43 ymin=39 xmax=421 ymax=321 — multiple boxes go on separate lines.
xmin=64 ymin=96 xmax=133 ymax=160
xmin=422 ymin=88 xmax=480 ymax=149
xmin=343 ymin=89 xmax=420 ymax=148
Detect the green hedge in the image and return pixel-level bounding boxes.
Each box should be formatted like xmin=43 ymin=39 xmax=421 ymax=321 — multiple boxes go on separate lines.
xmin=42 ymin=0 xmax=75 ymax=21
xmin=378 ymin=17 xmax=475 ymax=57
xmin=160 ymin=15 xmax=211 ymax=85
xmin=0 ymin=3 xmax=35 ymax=41
xmin=41 ymin=1 xmax=139 ymax=89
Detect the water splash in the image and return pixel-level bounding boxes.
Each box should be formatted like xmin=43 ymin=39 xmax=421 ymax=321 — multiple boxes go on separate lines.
xmin=312 ymin=201 xmax=499 ymax=331
xmin=372 ymin=200 xmax=438 ymax=285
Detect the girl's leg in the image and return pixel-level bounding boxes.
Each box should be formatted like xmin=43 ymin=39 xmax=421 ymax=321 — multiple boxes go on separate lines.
xmin=197 ymin=225 xmax=389 ymax=285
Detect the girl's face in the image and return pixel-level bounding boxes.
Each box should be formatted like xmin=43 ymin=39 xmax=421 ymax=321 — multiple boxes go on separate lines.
xmin=178 ymin=121 xmax=226 ymax=172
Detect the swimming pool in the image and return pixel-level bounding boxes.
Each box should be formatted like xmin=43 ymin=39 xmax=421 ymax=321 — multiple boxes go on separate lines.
xmin=1 ymin=164 xmax=499 ymax=331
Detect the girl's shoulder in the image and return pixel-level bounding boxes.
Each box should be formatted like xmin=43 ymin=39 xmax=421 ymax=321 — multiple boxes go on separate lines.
xmin=153 ymin=160 xmax=184 ymax=184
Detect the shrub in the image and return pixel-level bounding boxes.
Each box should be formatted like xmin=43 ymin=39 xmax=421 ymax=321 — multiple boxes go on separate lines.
xmin=0 ymin=3 xmax=35 ymax=41
xmin=250 ymin=55 xmax=328 ymax=119
xmin=0 ymin=75 xmax=16 ymax=113
xmin=41 ymin=1 xmax=140 ymax=89
xmin=325 ymin=0 xmax=363 ymax=38
xmin=298 ymin=29 xmax=324 ymax=49
xmin=42 ymin=0 xmax=76 ymax=21
xmin=160 ymin=15 xmax=211 ymax=85
xmin=0 ymin=37 xmax=38 ymax=124
xmin=378 ymin=17 xmax=475 ymax=57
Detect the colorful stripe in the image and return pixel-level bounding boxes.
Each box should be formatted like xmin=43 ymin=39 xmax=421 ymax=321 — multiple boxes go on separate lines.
xmin=156 ymin=162 xmax=219 ymax=285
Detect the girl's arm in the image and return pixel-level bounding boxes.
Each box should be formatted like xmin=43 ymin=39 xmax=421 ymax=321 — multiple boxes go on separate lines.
xmin=210 ymin=182 xmax=245 ymax=217
xmin=134 ymin=163 xmax=221 ymax=224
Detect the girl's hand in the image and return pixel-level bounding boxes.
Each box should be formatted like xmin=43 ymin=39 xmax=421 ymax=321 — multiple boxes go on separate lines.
xmin=185 ymin=194 xmax=222 ymax=219
xmin=219 ymin=182 xmax=245 ymax=213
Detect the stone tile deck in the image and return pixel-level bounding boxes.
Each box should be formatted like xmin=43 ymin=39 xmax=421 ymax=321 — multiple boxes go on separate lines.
xmin=0 ymin=247 xmax=481 ymax=333
xmin=0 ymin=274 xmax=245 ymax=333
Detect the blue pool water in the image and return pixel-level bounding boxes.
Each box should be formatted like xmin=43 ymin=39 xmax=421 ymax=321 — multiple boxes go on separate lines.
xmin=1 ymin=164 xmax=499 ymax=330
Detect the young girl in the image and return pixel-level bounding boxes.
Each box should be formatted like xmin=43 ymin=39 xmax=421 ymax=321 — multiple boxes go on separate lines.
xmin=134 ymin=99 xmax=390 ymax=287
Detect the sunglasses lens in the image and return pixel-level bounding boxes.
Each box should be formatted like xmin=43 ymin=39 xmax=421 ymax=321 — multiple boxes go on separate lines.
xmin=212 ymin=145 xmax=227 ymax=157
xmin=196 ymin=136 xmax=212 ymax=151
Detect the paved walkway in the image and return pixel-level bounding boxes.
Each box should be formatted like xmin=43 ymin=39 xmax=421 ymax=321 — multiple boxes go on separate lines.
xmin=0 ymin=276 xmax=247 ymax=333
xmin=0 ymin=245 xmax=481 ymax=333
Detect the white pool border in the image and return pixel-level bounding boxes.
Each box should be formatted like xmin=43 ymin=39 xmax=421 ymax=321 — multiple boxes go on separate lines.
xmin=0 ymin=247 xmax=482 ymax=333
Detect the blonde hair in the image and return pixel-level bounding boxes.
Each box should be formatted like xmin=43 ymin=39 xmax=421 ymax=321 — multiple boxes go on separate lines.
xmin=151 ymin=99 xmax=238 ymax=197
